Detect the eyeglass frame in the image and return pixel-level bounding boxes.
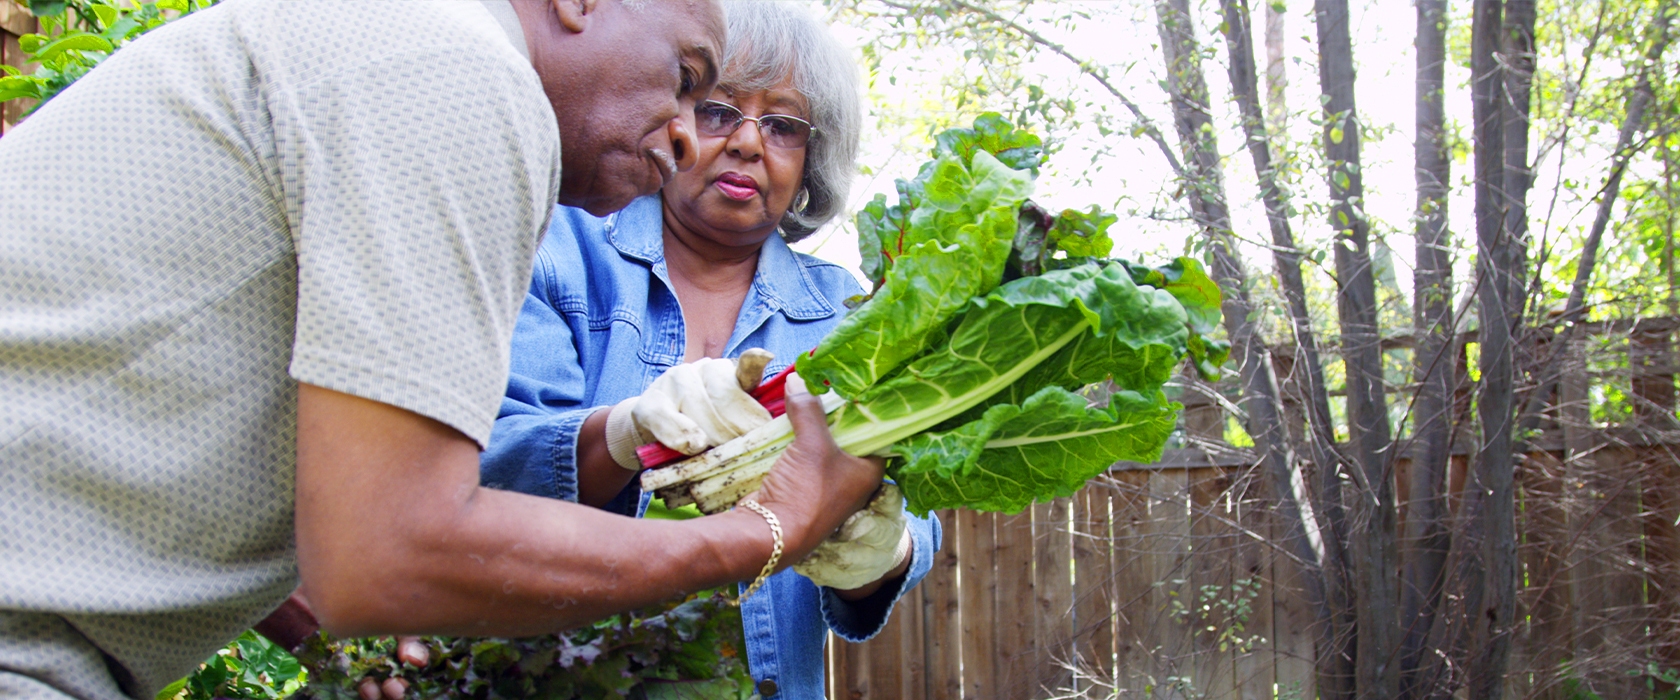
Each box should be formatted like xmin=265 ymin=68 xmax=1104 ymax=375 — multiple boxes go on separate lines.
xmin=693 ymin=100 xmax=819 ymax=149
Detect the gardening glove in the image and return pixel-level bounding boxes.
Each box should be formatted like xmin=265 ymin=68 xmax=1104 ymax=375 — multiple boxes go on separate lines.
xmin=794 ymin=482 xmax=912 ymax=591
xmin=604 ymin=349 xmax=775 ymax=469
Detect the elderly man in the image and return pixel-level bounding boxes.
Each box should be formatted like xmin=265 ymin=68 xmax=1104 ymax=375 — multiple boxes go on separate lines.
xmin=0 ymin=1 xmax=886 ymax=698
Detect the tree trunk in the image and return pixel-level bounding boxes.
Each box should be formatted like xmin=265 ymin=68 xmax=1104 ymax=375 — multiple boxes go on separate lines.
xmin=1502 ymin=0 xmax=1536 ymax=326
xmin=1265 ymin=0 xmax=1289 ymax=135
xmin=1217 ymin=1 xmax=1355 ymax=696
xmin=1398 ymin=0 xmax=1454 ymax=697
xmin=1462 ymin=0 xmax=1518 ymax=695
xmin=1312 ymin=0 xmax=1399 ymax=695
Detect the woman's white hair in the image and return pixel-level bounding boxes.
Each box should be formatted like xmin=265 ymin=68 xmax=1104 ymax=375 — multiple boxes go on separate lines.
xmin=718 ymin=0 xmax=861 ymax=242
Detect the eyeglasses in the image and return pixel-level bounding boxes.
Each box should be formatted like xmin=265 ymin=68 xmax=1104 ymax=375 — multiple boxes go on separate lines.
xmin=694 ymin=100 xmax=817 ymax=150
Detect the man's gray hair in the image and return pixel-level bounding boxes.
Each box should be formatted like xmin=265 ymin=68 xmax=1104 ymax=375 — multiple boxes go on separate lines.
xmin=718 ymin=0 xmax=861 ymax=242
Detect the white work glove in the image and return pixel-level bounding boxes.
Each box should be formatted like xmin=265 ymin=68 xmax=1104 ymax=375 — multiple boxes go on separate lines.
xmin=604 ymin=349 xmax=774 ymax=469
xmin=794 ymin=482 xmax=912 ymax=591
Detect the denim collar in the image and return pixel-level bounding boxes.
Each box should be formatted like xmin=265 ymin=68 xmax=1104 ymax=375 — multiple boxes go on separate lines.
xmin=603 ymin=196 xmax=837 ymax=321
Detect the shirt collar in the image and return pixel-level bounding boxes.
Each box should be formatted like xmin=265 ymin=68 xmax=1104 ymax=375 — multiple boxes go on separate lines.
xmin=606 ymin=195 xmax=837 ymax=321
xmin=478 ymin=0 xmax=530 ymax=63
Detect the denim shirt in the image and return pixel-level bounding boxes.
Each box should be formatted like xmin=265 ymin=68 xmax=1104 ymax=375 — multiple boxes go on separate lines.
xmin=480 ymin=196 xmax=942 ymax=699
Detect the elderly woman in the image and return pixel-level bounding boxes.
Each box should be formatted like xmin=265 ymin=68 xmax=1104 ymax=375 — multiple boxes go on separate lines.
xmin=479 ymin=1 xmax=940 ymax=697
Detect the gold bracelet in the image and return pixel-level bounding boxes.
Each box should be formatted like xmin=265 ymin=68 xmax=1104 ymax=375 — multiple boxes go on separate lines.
xmin=734 ymin=499 xmax=783 ymax=606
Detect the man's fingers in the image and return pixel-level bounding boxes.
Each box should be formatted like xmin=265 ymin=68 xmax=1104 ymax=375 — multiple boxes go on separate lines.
xmin=396 ymin=637 xmax=428 ymax=667
xmin=780 ymin=373 xmax=835 ymax=448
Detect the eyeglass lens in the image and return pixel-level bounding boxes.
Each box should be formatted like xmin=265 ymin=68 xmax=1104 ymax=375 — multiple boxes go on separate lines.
xmin=696 ymin=101 xmax=813 ymax=149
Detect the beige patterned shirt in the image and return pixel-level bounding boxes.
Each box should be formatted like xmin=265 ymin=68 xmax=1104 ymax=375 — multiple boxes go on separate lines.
xmin=0 ymin=0 xmax=557 ymax=696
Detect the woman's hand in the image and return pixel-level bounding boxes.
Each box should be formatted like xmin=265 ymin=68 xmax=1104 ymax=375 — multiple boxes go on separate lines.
xmin=794 ymin=483 xmax=912 ymax=594
xmin=602 ymin=349 xmax=774 ymax=469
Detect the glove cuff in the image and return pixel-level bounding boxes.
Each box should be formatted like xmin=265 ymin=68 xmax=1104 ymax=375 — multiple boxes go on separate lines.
xmin=604 ymin=397 xmax=649 ymax=471
xmin=892 ymin=527 xmax=913 ymax=569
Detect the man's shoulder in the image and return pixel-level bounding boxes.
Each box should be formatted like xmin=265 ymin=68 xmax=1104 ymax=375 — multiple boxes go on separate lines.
xmin=228 ymin=0 xmax=535 ymax=89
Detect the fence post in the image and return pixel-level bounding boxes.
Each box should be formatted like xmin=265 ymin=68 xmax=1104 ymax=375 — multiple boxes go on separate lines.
xmin=1629 ymin=318 xmax=1677 ymax=429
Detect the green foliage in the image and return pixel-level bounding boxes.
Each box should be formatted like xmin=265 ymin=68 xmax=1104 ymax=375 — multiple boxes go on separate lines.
xmin=1633 ymin=662 xmax=1680 ymax=699
xmin=156 ymin=631 xmax=305 ymax=700
xmin=789 ymin=114 xmax=1217 ymax=514
xmin=292 ymin=593 xmax=752 ymax=700
xmin=1168 ymin=577 xmax=1266 ymax=654
xmin=931 ymin=111 xmax=1046 ymax=174
xmin=0 ymin=0 xmax=215 ymax=112
xmin=815 ymin=124 xmax=1036 ymax=395
xmin=877 ymin=264 xmax=1187 ymax=512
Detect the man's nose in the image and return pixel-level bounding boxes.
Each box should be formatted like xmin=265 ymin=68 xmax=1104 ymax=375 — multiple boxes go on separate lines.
xmin=668 ymin=114 xmax=700 ymax=172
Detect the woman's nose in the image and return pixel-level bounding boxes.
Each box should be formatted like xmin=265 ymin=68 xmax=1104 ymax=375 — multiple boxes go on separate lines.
xmin=726 ymin=118 xmax=765 ymax=160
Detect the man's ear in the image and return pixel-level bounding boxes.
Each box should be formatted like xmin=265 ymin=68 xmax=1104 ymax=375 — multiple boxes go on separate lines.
xmin=550 ymin=0 xmax=600 ymax=33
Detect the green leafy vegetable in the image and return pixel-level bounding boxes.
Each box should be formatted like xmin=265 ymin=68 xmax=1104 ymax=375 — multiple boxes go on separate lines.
xmin=642 ymin=114 xmax=1224 ymax=516
xmin=893 ymin=388 xmax=1177 ymax=512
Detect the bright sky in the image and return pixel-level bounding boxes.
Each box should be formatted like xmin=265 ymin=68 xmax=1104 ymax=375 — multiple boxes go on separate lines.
xmin=790 ymin=0 xmax=1617 ymax=314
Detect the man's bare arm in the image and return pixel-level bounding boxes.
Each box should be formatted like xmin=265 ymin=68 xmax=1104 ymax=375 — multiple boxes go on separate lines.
xmin=294 ymin=382 xmax=878 ymax=638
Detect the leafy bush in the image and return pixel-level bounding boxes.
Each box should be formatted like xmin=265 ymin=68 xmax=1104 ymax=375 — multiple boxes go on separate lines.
xmin=292 ymin=593 xmax=752 ymax=700
xmin=0 ymin=0 xmax=215 ymax=112
xmin=155 ymin=631 xmax=305 ymax=700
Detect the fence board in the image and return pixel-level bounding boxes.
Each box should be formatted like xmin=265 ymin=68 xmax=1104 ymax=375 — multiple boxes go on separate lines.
xmin=866 ymin=591 xmax=906 ymax=697
xmin=958 ymin=509 xmax=998 ymax=699
xmin=1110 ymin=470 xmax=1155 ymax=693
xmin=833 ymin=627 xmax=869 ymax=700
xmin=1568 ymin=446 xmax=1648 ymax=697
xmin=993 ymin=509 xmax=1037 ymax=699
xmin=1034 ymin=497 xmax=1075 ymax=695
xmin=1642 ymin=452 xmax=1680 ymax=672
xmin=901 ymin=575 xmax=929 ymax=698
xmin=1146 ymin=467 xmax=1193 ymax=699
xmin=1073 ymin=479 xmax=1117 ymax=689
xmin=1232 ymin=469 xmax=1275 ymax=700
xmin=922 ymin=510 xmax=961 ymax=700
xmin=1189 ymin=467 xmax=1237 ymax=699
xmin=1519 ymin=450 xmax=1572 ymax=700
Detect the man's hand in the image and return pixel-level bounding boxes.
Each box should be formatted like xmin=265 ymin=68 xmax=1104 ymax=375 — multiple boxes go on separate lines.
xmin=604 ymin=349 xmax=774 ymax=468
xmin=747 ymin=372 xmax=885 ymax=560
xmin=794 ymin=483 xmax=911 ymax=591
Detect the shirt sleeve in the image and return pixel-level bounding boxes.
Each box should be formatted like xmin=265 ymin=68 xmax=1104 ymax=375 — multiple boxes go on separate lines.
xmin=819 ymin=508 xmax=944 ymax=641
xmin=479 ymin=281 xmax=598 ymax=502
xmin=281 ymin=46 xmax=560 ymax=446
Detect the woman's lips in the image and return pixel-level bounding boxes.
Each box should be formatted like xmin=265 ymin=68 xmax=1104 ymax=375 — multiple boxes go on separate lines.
xmin=715 ymin=172 xmax=759 ymax=201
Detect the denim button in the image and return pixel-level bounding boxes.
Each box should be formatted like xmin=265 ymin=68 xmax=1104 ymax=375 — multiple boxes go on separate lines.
xmin=756 ymin=678 xmax=779 ymax=696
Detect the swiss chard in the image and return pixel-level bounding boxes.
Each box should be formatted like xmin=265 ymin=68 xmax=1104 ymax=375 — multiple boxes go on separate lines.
xmin=642 ymin=114 xmax=1224 ymax=516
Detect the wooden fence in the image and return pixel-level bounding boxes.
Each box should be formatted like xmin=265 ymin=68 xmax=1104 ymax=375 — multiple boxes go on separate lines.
xmin=828 ymin=319 xmax=1680 ymax=699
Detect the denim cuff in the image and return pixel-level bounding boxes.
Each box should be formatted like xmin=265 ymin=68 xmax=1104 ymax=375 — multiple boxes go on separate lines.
xmin=817 ymin=512 xmax=939 ymax=642
xmin=547 ymin=408 xmax=594 ymax=503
